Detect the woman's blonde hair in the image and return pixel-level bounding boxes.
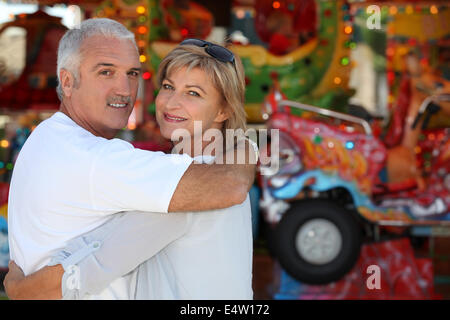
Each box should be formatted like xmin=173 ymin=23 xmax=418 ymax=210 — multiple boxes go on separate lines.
xmin=156 ymin=43 xmax=247 ymax=132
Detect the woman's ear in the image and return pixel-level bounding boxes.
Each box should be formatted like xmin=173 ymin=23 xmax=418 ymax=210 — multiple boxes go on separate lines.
xmin=59 ymin=69 xmax=75 ymax=98
xmin=214 ymin=107 xmax=230 ymax=123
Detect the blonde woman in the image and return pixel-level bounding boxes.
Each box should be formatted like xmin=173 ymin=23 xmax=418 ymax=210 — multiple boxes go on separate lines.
xmin=5 ymin=39 xmax=256 ymax=300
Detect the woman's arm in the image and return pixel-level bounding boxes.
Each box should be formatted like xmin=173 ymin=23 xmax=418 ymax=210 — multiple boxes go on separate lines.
xmin=5 ymin=210 xmax=189 ymax=300
xmin=4 ymin=261 xmax=63 ymax=300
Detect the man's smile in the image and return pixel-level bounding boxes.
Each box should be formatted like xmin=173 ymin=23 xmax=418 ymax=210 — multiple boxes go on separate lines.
xmin=107 ymin=102 xmax=129 ymax=108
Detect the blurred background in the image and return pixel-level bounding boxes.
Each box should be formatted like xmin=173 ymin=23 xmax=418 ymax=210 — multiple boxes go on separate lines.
xmin=0 ymin=0 xmax=449 ymax=300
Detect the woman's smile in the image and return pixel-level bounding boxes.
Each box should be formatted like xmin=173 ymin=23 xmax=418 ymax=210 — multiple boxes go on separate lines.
xmin=163 ymin=112 xmax=188 ymax=122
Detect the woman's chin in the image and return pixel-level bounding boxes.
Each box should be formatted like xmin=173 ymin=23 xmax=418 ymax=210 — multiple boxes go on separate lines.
xmin=160 ymin=128 xmax=193 ymax=142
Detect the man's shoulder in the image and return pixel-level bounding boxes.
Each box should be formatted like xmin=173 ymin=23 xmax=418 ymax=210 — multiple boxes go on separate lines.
xmin=21 ymin=113 xmax=107 ymax=157
xmin=31 ymin=112 xmax=81 ymax=137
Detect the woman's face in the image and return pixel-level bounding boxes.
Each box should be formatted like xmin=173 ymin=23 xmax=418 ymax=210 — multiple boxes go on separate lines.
xmin=155 ymin=66 xmax=228 ymax=140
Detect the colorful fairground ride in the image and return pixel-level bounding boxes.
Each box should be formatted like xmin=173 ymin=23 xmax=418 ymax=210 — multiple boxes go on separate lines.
xmin=254 ymin=0 xmax=450 ymax=286
xmin=230 ymin=0 xmax=355 ymax=122
xmin=257 ymin=63 xmax=449 ymax=284
xmin=0 ymin=9 xmax=67 ymax=112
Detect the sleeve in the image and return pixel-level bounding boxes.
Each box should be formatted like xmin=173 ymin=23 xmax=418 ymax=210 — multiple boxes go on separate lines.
xmin=47 ymin=210 xmax=190 ymax=299
xmin=90 ymin=139 xmax=193 ymax=214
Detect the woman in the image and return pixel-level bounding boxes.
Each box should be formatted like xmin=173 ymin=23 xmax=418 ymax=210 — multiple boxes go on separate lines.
xmin=5 ymin=39 xmax=256 ymax=300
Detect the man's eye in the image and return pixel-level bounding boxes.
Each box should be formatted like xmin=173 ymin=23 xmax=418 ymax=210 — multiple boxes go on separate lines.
xmin=99 ymin=70 xmax=112 ymax=76
xmin=128 ymin=71 xmax=139 ymax=77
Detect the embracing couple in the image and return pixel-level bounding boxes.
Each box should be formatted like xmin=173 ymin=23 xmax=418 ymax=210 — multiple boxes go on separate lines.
xmin=4 ymin=18 xmax=257 ymax=300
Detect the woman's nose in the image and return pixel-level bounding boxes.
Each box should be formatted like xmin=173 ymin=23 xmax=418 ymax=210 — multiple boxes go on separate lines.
xmin=165 ymin=91 xmax=183 ymax=110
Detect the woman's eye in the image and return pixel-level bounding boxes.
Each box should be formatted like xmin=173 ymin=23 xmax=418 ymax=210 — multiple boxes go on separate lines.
xmin=188 ymin=91 xmax=200 ymax=97
xmin=162 ymin=83 xmax=173 ymax=90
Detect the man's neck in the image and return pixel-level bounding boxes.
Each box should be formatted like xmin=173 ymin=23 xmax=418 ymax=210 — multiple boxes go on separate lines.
xmin=59 ymin=101 xmax=117 ymax=139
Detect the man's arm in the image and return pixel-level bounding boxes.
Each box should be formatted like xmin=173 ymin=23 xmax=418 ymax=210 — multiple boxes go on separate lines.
xmin=4 ymin=261 xmax=63 ymax=300
xmin=169 ymin=139 xmax=257 ymax=212
xmin=168 ymin=162 xmax=254 ymax=212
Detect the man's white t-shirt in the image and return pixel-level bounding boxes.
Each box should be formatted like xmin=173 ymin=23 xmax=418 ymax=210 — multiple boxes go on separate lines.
xmin=7 ymin=112 xmax=193 ymax=299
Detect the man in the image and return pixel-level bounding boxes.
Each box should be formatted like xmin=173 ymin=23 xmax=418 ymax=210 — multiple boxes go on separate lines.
xmin=7 ymin=18 xmax=255 ymax=299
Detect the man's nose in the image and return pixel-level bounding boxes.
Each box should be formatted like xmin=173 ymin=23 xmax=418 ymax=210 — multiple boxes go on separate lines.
xmin=114 ymin=74 xmax=132 ymax=96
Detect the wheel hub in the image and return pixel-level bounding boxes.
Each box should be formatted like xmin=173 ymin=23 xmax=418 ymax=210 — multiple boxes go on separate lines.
xmin=295 ymin=218 xmax=343 ymax=265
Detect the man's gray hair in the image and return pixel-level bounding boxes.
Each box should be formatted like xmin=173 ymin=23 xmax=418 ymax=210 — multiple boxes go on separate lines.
xmin=56 ymin=18 xmax=137 ymax=100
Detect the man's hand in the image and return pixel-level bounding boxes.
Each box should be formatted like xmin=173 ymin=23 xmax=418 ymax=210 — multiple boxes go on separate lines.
xmin=4 ymin=261 xmax=25 ymax=299
xmin=3 ymin=260 xmax=63 ymax=300
xmin=168 ymin=138 xmax=257 ymax=212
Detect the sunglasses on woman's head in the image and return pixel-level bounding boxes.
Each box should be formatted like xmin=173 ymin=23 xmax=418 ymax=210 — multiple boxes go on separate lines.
xmin=180 ymin=38 xmax=235 ymax=65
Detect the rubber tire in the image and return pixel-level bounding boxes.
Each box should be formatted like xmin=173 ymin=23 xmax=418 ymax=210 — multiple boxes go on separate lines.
xmin=273 ymin=199 xmax=362 ymax=285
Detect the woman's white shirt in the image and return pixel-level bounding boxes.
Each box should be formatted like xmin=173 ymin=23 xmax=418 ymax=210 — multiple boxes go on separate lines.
xmin=132 ymin=156 xmax=254 ymax=300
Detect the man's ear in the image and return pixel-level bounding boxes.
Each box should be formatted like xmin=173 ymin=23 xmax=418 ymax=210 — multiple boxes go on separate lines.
xmin=59 ymin=69 xmax=75 ymax=98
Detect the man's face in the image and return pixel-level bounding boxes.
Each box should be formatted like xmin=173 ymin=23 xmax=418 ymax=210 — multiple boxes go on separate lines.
xmin=66 ymin=36 xmax=141 ymax=139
